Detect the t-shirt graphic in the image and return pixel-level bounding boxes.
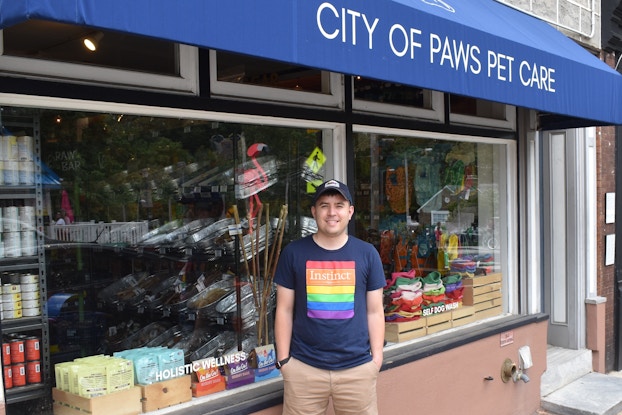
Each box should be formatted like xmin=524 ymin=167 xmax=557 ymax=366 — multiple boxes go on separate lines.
xmin=306 ymin=260 xmax=356 ymax=319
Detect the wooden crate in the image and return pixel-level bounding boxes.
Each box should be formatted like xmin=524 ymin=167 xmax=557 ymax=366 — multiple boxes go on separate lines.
xmin=140 ymin=375 xmax=192 ymax=412
xmin=385 ymin=318 xmax=426 ymax=343
xmin=426 ymin=311 xmax=452 ymax=334
xmin=451 ymin=305 xmax=476 ymax=327
xmin=52 ymin=387 xmax=141 ymax=415
xmin=463 ymin=273 xmax=502 ymax=306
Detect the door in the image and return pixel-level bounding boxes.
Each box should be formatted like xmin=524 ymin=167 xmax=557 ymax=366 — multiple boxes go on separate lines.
xmin=542 ymin=128 xmax=592 ymax=349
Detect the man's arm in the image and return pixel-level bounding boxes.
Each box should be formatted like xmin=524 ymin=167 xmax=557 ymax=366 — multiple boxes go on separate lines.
xmin=275 ymin=284 xmax=295 ymax=362
xmin=367 ymin=287 xmax=385 ymax=368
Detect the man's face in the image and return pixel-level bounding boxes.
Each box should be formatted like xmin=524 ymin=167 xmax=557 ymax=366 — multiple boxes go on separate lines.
xmin=311 ymin=192 xmax=354 ymax=237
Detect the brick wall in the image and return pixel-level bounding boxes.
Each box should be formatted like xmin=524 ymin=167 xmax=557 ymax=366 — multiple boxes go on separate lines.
xmin=597 ymin=51 xmax=617 ymax=372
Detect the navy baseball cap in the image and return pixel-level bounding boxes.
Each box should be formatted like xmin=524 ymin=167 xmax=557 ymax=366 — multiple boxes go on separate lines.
xmin=313 ymin=179 xmax=353 ymax=205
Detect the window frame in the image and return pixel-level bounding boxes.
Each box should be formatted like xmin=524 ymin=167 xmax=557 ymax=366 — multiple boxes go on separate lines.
xmin=209 ymin=50 xmax=344 ymax=109
xmin=352 ymin=124 xmax=520 ymax=318
xmin=0 ymin=31 xmax=200 ymax=94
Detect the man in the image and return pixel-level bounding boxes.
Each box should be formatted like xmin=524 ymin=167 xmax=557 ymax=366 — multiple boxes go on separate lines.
xmin=274 ymin=179 xmax=385 ymax=415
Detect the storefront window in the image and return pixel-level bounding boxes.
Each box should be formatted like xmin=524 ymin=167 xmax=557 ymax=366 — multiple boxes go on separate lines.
xmin=449 ymin=94 xmax=516 ymax=130
xmin=1 ymin=106 xmax=330 ymax=413
xmin=353 ymin=77 xmax=431 ymax=108
xmin=210 ymin=51 xmax=342 ymax=107
xmin=0 ymin=21 xmax=198 ymax=93
xmin=353 ymin=131 xmax=509 ymax=341
xmin=3 ymin=21 xmax=178 ymax=75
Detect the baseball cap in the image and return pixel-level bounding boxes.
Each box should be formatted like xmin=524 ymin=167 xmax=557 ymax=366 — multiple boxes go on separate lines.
xmin=312 ymin=179 xmax=353 ymax=205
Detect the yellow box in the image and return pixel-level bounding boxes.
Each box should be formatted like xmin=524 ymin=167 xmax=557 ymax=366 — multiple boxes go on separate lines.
xmin=52 ymin=387 xmax=141 ymax=415
xmin=140 ymin=375 xmax=192 ymax=412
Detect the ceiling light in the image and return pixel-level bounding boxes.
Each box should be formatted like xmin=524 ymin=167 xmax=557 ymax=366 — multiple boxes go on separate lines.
xmin=83 ymin=32 xmax=104 ymax=52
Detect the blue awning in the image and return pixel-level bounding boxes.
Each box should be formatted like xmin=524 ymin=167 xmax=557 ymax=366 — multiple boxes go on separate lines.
xmin=1 ymin=0 xmax=621 ymax=124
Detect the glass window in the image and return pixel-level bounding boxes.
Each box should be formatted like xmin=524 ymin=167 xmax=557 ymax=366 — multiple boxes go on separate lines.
xmin=449 ymin=94 xmax=516 ymax=130
xmin=210 ymin=51 xmax=343 ymax=108
xmin=0 ymin=21 xmax=198 ymax=93
xmin=1 ymin=106 xmax=332 ymax=413
xmin=352 ymin=77 xmax=444 ymax=121
xmin=353 ymin=131 xmax=510 ymax=341
xmin=353 ymin=77 xmax=431 ymax=108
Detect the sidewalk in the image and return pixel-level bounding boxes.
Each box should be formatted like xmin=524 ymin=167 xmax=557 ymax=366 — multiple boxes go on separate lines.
xmin=538 ymin=347 xmax=622 ymax=415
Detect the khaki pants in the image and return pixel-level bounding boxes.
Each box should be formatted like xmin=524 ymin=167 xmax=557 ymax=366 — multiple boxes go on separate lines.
xmin=281 ymin=357 xmax=379 ymax=415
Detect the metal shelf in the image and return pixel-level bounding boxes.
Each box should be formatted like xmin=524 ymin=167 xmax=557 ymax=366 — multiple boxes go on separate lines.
xmin=0 ymin=257 xmax=40 ymax=272
xmin=1 ymin=114 xmax=51 ymax=407
xmin=1 ymin=316 xmax=45 ymax=334
xmin=5 ymin=383 xmax=48 ymax=404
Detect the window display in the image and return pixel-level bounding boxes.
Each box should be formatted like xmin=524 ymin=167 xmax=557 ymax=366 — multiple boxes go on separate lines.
xmin=1 ymin=106 xmax=513 ymax=414
xmin=1 ymin=107 xmax=327 ymax=413
xmin=353 ymin=132 xmax=508 ymax=341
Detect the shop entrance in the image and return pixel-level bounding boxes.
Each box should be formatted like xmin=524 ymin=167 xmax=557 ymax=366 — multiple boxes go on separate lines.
xmin=542 ymin=129 xmax=591 ymax=350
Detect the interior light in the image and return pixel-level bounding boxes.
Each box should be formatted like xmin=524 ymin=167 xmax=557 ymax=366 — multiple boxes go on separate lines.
xmin=83 ymin=32 xmax=104 ymax=52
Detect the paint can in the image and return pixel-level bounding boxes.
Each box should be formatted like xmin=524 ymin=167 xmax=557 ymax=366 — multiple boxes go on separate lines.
xmin=2 ymin=342 xmax=11 ymax=365
xmin=17 ymin=136 xmax=33 ymax=161
xmin=19 ymin=273 xmax=38 ymax=284
xmin=2 ymin=135 xmax=18 ymax=161
xmin=9 ymin=338 xmax=24 ymax=363
xmin=3 ymin=160 xmax=18 ymax=185
xmin=20 ymin=231 xmax=36 ymax=256
xmin=22 ymin=307 xmax=39 ymax=317
xmin=3 ymin=206 xmax=19 ymax=232
xmin=18 ymin=161 xmax=34 ymax=185
xmin=11 ymin=363 xmax=25 ymax=386
xmin=19 ymin=206 xmax=35 ymax=230
xmin=26 ymin=360 xmax=41 ymax=384
xmin=3 ymin=232 xmax=21 ymax=258
xmin=3 ymin=365 xmax=12 ymax=389
xmin=21 ymin=290 xmax=40 ymax=301
xmin=25 ymin=336 xmax=40 ymax=361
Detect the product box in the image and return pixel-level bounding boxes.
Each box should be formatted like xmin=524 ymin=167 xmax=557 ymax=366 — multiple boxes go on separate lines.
xmin=52 ymin=386 xmax=141 ymax=415
xmin=223 ymin=352 xmax=255 ymax=389
xmin=191 ymin=358 xmax=226 ymax=397
xmin=252 ymin=344 xmax=280 ymax=382
xmin=140 ymin=374 xmax=192 ymax=412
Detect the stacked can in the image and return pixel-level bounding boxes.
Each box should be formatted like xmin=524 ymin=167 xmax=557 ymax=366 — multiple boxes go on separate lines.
xmin=0 ymin=202 xmax=37 ymax=259
xmin=2 ymin=283 xmax=21 ymax=320
xmin=0 ymin=273 xmax=41 ymax=320
xmin=2 ymin=334 xmax=42 ymax=388
xmin=20 ymin=273 xmax=41 ymax=317
xmin=0 ymin=135 xmax=34 ymax=186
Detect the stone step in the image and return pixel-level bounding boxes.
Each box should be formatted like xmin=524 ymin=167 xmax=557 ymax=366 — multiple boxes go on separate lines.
xmin=541 ymin=346 xmax=592 ymax=397
xmin=541 ymin=372 xmax=622 ymax=415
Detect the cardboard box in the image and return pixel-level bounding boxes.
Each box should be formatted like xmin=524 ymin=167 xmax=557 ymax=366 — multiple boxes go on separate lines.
xmin=192 ymin=376 xmax=226 ymax=397
xmin=140 ymin=375 xmax=192 ymax=412
xmin=223 ymin=353 xmax=255 ymax=390
xmin=52 ymin=387 xmax=141 ymax=415
xmin=191 ymin=358 xmax=226 ymax=397
xmin=252 ymin=345 xmax=280 ymax=382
